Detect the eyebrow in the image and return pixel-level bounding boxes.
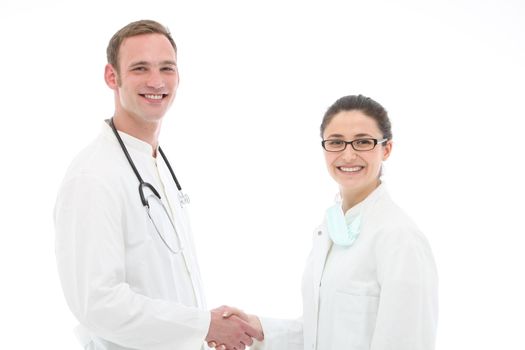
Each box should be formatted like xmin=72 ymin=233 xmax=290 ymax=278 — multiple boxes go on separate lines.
xmin=325 ymin=133 xmax=374 ymax=139
xmin=325 ymin=133 xmax=345 ymax=139
xmin=128 ymin=60 xmax=177 ymax=68
xmin=159 ymin=60 xmax=177 ymax=66
xmin=354 ymin=133 xmax=374 ymax=138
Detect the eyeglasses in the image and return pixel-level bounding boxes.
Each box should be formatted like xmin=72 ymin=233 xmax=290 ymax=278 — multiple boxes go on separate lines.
xmin=322 ymin=138 xmax=388 ymax=152
xmin=144 ymin=192 xmax=185 ymax=254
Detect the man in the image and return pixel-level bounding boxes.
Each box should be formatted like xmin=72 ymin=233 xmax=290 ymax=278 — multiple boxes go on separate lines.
xmin=54 ymin=20 xmax=262 ymax=350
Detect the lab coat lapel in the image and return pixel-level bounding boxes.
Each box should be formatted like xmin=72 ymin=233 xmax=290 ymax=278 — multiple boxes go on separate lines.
xmin=172 ymin=204 xmax=207 ymax=310
xmin=312 ymin=223 xmax=332 ymax=318
xmin=157 ymin=159 xmax=206 ymax=310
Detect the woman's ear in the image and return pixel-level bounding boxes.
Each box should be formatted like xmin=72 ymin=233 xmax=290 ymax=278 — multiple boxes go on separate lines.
xmin=382 ymin=140 xmax=393 ymax=161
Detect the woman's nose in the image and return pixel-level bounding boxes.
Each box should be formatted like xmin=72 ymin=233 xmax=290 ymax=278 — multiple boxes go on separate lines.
xmin=339 ymin=145 xmax=358 ymax=161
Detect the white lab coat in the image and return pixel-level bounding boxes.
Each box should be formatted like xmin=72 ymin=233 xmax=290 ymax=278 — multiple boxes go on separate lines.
xmin=54 ymin=123 xmax=210 ymax=350
xmin=254 ymin=184 xmax=438 ymax=350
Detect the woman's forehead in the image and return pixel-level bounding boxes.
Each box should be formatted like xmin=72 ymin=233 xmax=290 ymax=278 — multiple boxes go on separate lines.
xmin=324 ymin=110 xmax=380 ymax=136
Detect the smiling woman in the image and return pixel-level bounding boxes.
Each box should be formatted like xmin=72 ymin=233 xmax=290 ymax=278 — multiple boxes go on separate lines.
xmin=320 ymin=95 xmax=393 ymax=211
xmin=245 ymin=94 xmax=439 ymax=350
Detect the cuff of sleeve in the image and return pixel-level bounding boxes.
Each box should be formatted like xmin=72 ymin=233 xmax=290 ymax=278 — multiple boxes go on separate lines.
xmin=251 ymin=317 xmax=303 ymax=350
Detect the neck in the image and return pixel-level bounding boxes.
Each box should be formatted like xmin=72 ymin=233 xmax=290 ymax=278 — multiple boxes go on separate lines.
xmin=341 ymin=179 xmax=381 ymax=213
xmin=112 ymin=113 xmax=161 ymax=157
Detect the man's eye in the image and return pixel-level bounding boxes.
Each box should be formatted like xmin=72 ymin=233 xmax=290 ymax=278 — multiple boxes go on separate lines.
xmin=162 ymin=67 xmax=176 ymax=72
xmin=133 ymin=67 xmax=147 ymax=71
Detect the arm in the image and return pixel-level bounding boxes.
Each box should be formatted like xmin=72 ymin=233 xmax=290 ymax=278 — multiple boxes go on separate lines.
xmin=371 ymin=233 xmax=438 ymax=350
xmin=253 ymin=317 xmax=303 ymax=350
xmin=55 ymin=175 xmax=210 ymax=349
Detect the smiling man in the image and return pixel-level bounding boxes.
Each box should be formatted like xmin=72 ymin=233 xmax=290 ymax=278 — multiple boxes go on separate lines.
xmin=105 ymin=28 xmax=178 ymax=149
xmin=54 ymin=20 xmax=262 ymax=350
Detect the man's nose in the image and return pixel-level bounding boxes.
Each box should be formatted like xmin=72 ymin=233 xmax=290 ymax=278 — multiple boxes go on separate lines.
xmin=146 ymin=71 xmax=165 ymax=89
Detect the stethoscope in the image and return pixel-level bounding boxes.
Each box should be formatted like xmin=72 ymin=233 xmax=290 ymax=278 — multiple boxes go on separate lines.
xmin=109 ymin=118 xmax=190 ymax=253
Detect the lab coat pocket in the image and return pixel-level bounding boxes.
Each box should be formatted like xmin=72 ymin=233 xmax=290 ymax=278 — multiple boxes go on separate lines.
xmin=331 ymin=291 xmax=379 ymax=350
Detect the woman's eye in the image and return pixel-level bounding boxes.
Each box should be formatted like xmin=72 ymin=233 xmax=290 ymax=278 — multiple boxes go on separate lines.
xmin=328 ymin=140 xmax=344 ymax=146
xmin=355 ymin=139 xmax=373 ymax=146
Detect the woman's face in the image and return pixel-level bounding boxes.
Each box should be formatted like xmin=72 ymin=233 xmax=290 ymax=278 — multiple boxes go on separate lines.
xmin=323 ymin=110 xmax=392 ymax=198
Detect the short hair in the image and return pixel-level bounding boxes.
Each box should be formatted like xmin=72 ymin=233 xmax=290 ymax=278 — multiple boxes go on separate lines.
xmin=106 ymin=19 xmax=177 ymax=73
xmin=320 ymin=94 xmax=393 ymax=140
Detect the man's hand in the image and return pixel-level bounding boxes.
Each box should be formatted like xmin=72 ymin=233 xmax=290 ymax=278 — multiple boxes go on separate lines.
xmin=206 ymin=306 xmax=263 ymax=350
xmin=221 ymin=306 xmax=263 ymax=339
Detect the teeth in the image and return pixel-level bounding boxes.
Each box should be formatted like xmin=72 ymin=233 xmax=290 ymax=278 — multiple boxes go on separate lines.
xmin=339 ymin=166 xmax=362 ymax=172
xmin=144 ymin=94 xmax=163 ymax=100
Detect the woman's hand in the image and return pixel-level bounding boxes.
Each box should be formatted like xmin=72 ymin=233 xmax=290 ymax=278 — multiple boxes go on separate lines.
xmin=207 ymin=305 xmax=264 ymax=350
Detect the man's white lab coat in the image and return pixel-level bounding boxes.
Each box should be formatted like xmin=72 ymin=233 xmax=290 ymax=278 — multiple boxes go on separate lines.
xmin=55 ymin=123 xmax=210 ymax=350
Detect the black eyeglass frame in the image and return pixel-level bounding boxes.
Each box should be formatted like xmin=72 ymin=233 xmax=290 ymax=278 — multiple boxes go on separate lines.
xmin=321 ymin=138 xmax=388 ymax=152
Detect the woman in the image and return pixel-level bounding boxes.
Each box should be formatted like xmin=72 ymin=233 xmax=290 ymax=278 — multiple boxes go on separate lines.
xmin=216 ymin=95 xmax=438 ymax=350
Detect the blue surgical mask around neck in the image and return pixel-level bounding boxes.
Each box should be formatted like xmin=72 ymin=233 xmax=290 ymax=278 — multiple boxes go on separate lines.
xmin=326 ymin=204 xmax=361 ymax=247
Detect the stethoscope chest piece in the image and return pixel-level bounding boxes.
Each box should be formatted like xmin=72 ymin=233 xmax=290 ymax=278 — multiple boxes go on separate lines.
xmin=178 ymin=191 xmax=190 ymax=207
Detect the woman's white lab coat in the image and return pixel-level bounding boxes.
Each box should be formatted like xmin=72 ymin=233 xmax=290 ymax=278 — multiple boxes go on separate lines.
xmin=254 ymin=184 xmax=438 ymax=350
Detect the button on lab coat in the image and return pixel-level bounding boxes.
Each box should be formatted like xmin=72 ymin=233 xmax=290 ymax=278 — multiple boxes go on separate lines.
xmin=54 ymin=123 xmax=210 ymax=350
xmin=254 ymin=184 xmax=438 ymax=350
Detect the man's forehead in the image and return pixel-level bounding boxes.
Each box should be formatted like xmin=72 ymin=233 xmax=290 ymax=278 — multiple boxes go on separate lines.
xmin=119 ymin=34 xmax=176 ymax=63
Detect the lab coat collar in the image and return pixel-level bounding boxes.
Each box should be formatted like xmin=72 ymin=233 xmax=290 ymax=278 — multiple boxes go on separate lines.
xmin=342 ymin=182 xmax=387 ymax=218
xmin=101 ymin=121 xmax=157 ymax=156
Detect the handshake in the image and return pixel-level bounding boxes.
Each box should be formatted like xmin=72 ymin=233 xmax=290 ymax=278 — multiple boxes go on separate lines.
xmin=205 ymin=306 xmax=263 ymax=350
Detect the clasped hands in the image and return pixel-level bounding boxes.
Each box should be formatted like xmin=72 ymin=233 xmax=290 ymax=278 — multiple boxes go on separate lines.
xmin=205 ymin=305 xmax=263 ymax=350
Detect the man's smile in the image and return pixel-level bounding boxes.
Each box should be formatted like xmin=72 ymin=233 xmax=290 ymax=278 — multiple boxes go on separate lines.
xmin=140 ymin=93 xmax=168 ymax=101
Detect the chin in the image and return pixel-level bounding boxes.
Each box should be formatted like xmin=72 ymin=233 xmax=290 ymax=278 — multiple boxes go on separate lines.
xmin=339 ymin=181 xmax=363 ymax=192
xmin=337 ymin=176 xmax=377 ymax=191
xmin=142 ymin=114 xmax=165 ymax=123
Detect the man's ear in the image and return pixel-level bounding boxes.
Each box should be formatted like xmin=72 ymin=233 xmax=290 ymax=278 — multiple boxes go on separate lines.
xmin=104 ymin=64 xmax=119 ymax=89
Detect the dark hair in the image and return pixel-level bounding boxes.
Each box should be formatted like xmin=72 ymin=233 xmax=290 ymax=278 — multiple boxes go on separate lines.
xmin=320 ymin=94 xmax=392 ymax=140
xmin=106 ymin=19 xmax=177 ymax=74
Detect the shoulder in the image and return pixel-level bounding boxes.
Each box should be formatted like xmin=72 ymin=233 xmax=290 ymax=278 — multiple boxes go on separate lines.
xmin=61 ymin=133 xmax=125 ymax=186
xmin=56 ymin=134 xmax=130 ymax=209
xmin=367 ymin=190 xmax=430 ymax=249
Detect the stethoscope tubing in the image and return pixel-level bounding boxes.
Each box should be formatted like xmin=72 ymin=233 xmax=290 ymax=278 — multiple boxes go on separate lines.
xmin=109 ymin=118 xmax=183 ymax=206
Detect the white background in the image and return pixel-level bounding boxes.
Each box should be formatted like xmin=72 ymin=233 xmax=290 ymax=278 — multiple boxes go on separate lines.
xmin=1 ymin=0 xmax=524 ymax=348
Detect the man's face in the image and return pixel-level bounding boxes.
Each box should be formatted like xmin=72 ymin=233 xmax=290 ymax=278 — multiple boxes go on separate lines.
xmin=108 ymin=33 xmax=179 ymax=123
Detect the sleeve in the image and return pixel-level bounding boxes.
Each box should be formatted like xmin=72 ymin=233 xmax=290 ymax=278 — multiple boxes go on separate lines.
xmin=54 ymin=174 xmax=210 ymax=350
xmin=371 ymin=229 xmax=439 ymax=350
xmin=251 ymin=317 xmax=303 ymax=350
